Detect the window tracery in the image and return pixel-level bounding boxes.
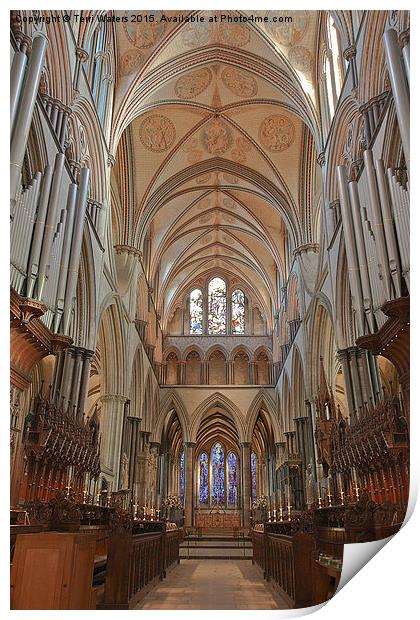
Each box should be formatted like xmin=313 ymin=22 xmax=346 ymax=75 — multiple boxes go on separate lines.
xmin=231 ymin=289 xmax=245 ymax=334
xmin=189 ymin=288 xmax=203 ymax=334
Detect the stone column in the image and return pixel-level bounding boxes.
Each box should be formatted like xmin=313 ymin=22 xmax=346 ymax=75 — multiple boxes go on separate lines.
xmin=337 ymin=349 xmax=356 ymax=421
xmin=100 ymin=394 xmax=128 ymax=487
xmin=348 ymin=347 xmax=364 ymax=415
xmin=184 ymin=442 xmax=195 ymax=527
xmin=343 ymin=45 xmax=357 ymax=90
xmin=383 ymin=29 xmax=410 ymax=174
xmin=241 ymin=442 xmax=251 ymax=528
xmin=10 ymin=35 xmax=47 ymax=206
xmin=77 ymin=349 xmax=94 ymax=418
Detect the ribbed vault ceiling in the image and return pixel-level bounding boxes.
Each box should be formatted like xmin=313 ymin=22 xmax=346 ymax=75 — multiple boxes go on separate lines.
xmin=111 ymin=10 xmax=323 ymax=333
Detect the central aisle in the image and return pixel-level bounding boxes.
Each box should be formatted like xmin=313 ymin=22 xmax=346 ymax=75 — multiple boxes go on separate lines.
xmin=135 ymin=560 xmax=291 ymax=610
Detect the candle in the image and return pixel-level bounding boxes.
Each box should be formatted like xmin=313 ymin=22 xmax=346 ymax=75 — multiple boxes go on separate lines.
xmin=273 ymin=509 xmax=277 ymax=522
xmin=340 ymin=488 xmax=345 ymax=505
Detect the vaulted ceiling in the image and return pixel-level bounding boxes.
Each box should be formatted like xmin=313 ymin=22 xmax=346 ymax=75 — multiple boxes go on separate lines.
xmin=110 ymin=10 xmax=323 ymax=332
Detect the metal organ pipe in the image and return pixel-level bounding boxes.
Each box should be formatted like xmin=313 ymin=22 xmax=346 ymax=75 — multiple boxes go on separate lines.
xmin=363 ymin=150 xmax=391 ymax=300
xmin=10 ymin=36 xmax=47 ymax=206
xmin=10 ymin=47 xmax=27 ymax=134
xmin=387 ymin=169 xmax=410 ymax=291
xmin=36 ymin=152 xmax=65 ymax=301
xmin=383 ymin=29 xmax=410 ymax=175
xmin=336 ymin=165 xmax=365 ymax=337
xmin=54 ymin=183 xmax=77 ymax=333
xmin=374 ymin=158 xmax=402 ymax=298
xmin=62 ymin=167 xmax=90 ymax=335
xmin=26 ymin=165 xmax=53 ymax=298
xmin=348 ymin=180 xmax=375 ymax=333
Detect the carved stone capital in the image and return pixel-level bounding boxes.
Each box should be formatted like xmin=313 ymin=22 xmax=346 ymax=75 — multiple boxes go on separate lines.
xmin=76 ymin=47 xmax=89 ymax=63
xmin=399 ymin=29 xmax=410 ymax=48
xmin=114 ymin=244 xmax=142 ymax=260
xmin=317 ymin=151 xmax=326 ymax=167
xmin=343 ymin=45 xmax=356 ymax=61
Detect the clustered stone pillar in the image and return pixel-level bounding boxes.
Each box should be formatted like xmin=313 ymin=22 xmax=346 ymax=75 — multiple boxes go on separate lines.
xmin=184 ymin=442 xmax=195 ymax=527
xmin=99 ymin=394 xmax=129 ymax=488
xmin=241 ymin=442 xmax=251 ymax=527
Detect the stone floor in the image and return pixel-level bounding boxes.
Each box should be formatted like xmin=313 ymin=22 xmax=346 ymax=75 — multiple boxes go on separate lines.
xmin=135 ymin=560 xmax=291 ymax=610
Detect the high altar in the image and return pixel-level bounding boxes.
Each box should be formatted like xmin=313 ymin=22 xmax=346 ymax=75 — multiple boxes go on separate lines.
xmin=195 ymin=510 xmax=241 ymax=529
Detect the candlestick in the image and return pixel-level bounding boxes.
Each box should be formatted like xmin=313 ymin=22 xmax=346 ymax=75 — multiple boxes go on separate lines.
xmin=287 ymin=503 xmax=292 ymax=521
xmin=340 ymin=488 xmax=345 ymax=506
xmin=82 ymin=489 xmax=87 ymax=504
xmin=279 ymin=506 xmax=283 ymax=522
xmin=273 ymin=509 xmax=277 ymax=522
xmin=96 ymin=492 xmax=100 ymax=506
xmin=143 ymin=505 xmax=146 ymax=520
xmin=133 ymin=502 xmax=138 ymax=518
xmin=268 ymin=510 xmax=271 ymax=522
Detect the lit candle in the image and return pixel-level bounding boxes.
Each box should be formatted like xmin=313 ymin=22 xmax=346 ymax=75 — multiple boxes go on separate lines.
xmin=279 ymin=505 xmax=283 ymax=522
xmin=143 ymin=505 xmax=146 ymax=520
xmin=268 ymin=509 xmax=271 ymax=522
xmin=273 ymin=509 xmax=277 ymax=522
xmin=340 ymin=488 xmax=345 ymax=505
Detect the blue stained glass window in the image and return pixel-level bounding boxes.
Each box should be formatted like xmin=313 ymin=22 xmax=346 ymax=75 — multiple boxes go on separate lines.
xmin=227 ymin=452 xmax=238 ymax=505
xmin=180 ymin=451 xmax=185 ymax=503
xmin=211 ymin=442 xmax=225 ymax=504
xmin=251 ymin=452 xmax=257 ymax=502
xmin=199 ymin=452 xmax=209 ymax=504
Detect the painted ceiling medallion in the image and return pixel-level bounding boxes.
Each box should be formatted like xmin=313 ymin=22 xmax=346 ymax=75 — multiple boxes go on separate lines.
xmin=119 ymin=49 xmax=144 ymax=76
xmin=266 ymin=11 xmax=310 ymax=47
xmin=139 ymin=115 xmax=176 ymax=152
xmin=259 ymin=115 xmax=295 ymax=152
xmin=201 ymin=118 xmax=233 ymax=155
xmin=219 ymin=22 xmax=250 ymax=48
xmin=175 ymin=68 xmax=212 ymax=100
xmin=182 ymin=20 xmax=211 ymax=47
xmin=221 ymin=67 xmax=258 ymax=98
xmin=123 ymin=11 xmax=166 ymax=49
xmin=288 ymin=46 xmax=313 ymax=73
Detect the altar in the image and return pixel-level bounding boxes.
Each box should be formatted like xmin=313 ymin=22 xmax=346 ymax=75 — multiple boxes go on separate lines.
xmin=195 ymin=510 xmax=241 ymax=529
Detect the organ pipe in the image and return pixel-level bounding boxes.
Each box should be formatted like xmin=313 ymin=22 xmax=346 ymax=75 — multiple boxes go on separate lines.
xmin=374 ymin=159 xmax=402 ymax=298
xmin=62 ymin=167 xmax=90 ymax=335
xmin=10 ymin=47 xmax=27 ymax=134
xmin=348 ymin=180 xmax=375 ymax=333
xmin=53 ymin=183 xmax=77 ymax=333
xmin=26 ymin=165 xmax=53 ymax=298
xmin=383 ymin=29 xmax=410 ymax=175
xmin=363 ymin=150 xmax=391 ymax=300
xmin=10 ymin=36 xmax=47 ymax=206
xmin=336 ymin=165 xmax=365 ymax=337
xmin=36 ymin=153 xmax=65 ymax=300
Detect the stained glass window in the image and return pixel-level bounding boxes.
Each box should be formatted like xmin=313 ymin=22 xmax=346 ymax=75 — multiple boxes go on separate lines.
xmin=189 ymin=288 xmax=203 ymax=334
xmin=179 ymin=451 xmax=185 ymax=503
xmin=208 ymin=277 xmax=226 ymax=334
xmin=199 ymin=451 xmax=209 ymax=504
xmin=227 ymin=452 xmax=238 ymax=505
xmin=231 ymin=289 xmax=245 ymax=334
xmin=251 ymin=452 xmax=257 ymax=502
xmin=211 ymin=442 xmax=225 ymax=504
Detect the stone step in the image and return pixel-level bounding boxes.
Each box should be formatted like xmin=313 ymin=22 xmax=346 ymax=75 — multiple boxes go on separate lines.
xmin=180 ymin=548 xmax=253 ymax=560
xmin=180 ymin=541 xmax=252 ymax=548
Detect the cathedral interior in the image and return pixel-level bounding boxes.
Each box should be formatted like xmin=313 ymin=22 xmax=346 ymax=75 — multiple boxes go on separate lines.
xmin=10 ymin=9 xmax=410 ymax=611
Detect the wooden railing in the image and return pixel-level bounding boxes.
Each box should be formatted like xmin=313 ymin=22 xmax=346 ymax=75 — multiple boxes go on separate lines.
xmin=251 ymin=528 xmax=314 ymax=608
xmin=100 ymin=518 xmax=182 ymax=609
